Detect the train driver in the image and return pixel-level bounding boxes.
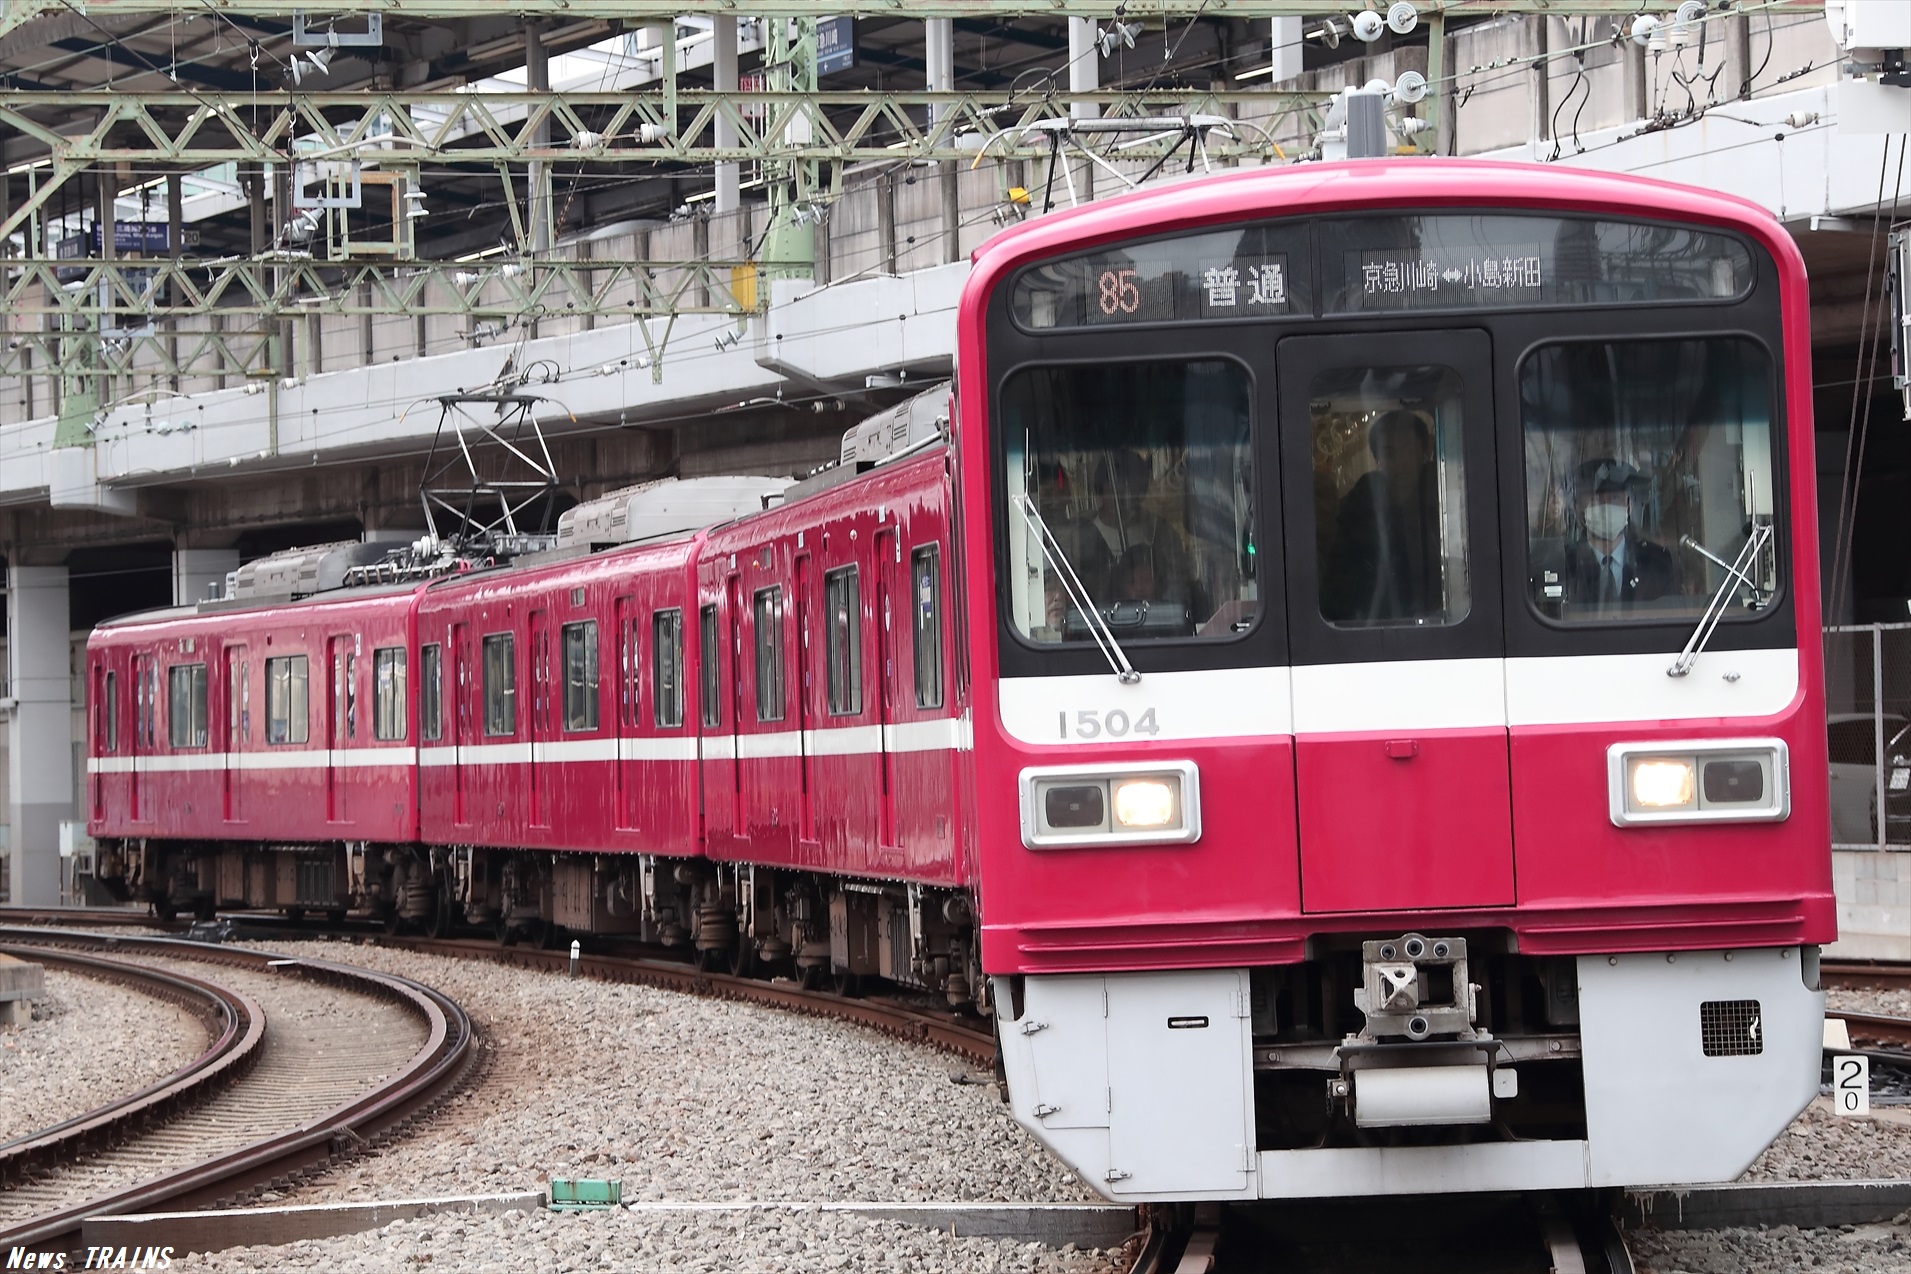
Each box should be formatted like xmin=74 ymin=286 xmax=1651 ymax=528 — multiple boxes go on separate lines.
xmin=1554 ymin=457 xmax=1676 ymax=613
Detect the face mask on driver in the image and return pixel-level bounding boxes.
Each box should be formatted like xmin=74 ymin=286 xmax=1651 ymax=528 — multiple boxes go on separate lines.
xmin=1583 ymin=501 xmax=1630 ymax=541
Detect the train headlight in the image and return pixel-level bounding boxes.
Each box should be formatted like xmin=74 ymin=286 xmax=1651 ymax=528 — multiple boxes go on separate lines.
xmin=1607 ymin=739 xmax=1790 ymax=826
xmin=1020 ymin=762 xmax=1200 ymax=848
xmin=1112 ymin=777 xmax=1180 ymax=829
xmin=1630 ymin=759 xmax=1696 ymax=809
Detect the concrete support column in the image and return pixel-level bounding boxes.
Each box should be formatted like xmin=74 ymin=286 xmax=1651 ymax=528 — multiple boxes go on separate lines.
xmin=713 ymin=15 xmax=740 ymax=215
xmin=166 ymin=174 xmax=183 ymax=392
xmin=1067 ymin=18 xmax=1099 ymax=120
xmin=1724 ymin=13 xmax=1753 ymax=101
xmin=925 ymin=19 xmax=954 ymax=109
xmin=6 ymin=565 xmax=72 ymax=906
xmin=525 ymin=22 xmax=553 ymax=257
xmin=925 ymin=19 xmax=960 ymax=263
xmin=1623 ymin=41 xmax=1649 ymax=122
xmin=1531 ymin=16 xmax=1551 ymax=146
xmin=173 ymin=547 xmax=239 ymax=606
xmin=1269 ymin=18 xmax=1303 ymax=83
xmin=1067 ymin=18 xmax=1098 ymax=203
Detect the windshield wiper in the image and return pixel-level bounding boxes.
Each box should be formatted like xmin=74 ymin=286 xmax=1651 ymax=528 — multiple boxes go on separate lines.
xmin=1668 ymin=518 xmax=1773 ymax=678
xmin=1015 ymin=493 xmax=1141 ymax=685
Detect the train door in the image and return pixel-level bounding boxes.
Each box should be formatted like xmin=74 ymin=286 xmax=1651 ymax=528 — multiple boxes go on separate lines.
xmin=225 ymin=645 xmax=248 ymax=823
xmin=452 ymin=622 xmax=471 ymax=826
xmin=728 ymin=575 xmax=747 ymax=839
xmin=1275 ymin=330 xmax=1514 ymax=913
xmin=130 ymin=653 xmax=154 ymax=821
xmin=698 ymin=594 xmax=736 ymax=848
xmin=328 ymin=636 xmax=357 ymax=824
xmin=528 ymin=608 xmax=551 ymax=829
xmin=874 ymin=527 xmax=903 ymax=860
xmin=794 ymin=552 xmax=816 ymax=850
xmin=615 ymin=597 xmax=639 ymax=831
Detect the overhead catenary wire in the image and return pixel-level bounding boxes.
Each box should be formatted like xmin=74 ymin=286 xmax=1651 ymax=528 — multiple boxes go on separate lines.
xmin=1825 ymin=135 xmax=1909 ymax=633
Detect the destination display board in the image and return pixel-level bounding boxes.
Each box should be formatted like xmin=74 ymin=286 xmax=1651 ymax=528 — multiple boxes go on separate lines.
xmin=1011 ymin=223 xmax=1310 ymax=330
xmin=1010 ymin=214 xmax=1754 ymax=330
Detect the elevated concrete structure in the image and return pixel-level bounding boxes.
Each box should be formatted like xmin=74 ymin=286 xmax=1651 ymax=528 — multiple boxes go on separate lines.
xmin=5 ymin=565 xmax=71 ymax=906
xmin=0 ymin=3 xmax=1902 ymax=898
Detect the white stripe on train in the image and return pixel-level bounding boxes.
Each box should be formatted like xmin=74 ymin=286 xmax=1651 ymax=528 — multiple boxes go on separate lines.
xmin=86 ymin=646 xmax=1802 ymax=775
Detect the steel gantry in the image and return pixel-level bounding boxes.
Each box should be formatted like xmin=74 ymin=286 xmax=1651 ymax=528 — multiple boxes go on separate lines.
xmin=0 ymin=0 xmax=1825 ymax=419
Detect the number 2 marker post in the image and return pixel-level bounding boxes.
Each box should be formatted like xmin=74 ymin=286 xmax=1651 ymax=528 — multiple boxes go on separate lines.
xmin=1834 ymin=1054 xmax=1870 ymax=1117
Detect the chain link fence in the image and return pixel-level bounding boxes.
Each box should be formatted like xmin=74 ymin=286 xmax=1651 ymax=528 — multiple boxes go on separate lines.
xmin=1825 ymin=623 xmax=1911 ymax=851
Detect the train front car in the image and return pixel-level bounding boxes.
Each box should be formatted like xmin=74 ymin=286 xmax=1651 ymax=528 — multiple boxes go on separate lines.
xmin=959 ymin=161 xmax=1832 ymax=1202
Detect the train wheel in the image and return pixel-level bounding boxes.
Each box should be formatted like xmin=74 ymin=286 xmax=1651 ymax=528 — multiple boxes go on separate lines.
xmin=495 ymin=916 xmax=518 ymax=947
xmin=797 ymin=963 xmax=825 ymax=991
xmin=384 ymin=904 xmax=406 ymax=936
xmin=285 ymin=908 xmax=307 ymax=924
xmin=426 ymin=887 xmax=453 ymax=939
xmin=830 ymin=970 xmax=864 ymax=998
xmin=193 ymin=896 xmax=217 ymax=922
xmin=324 ymin=908 xmax=346 ymax=926
xmin=728 ymin=938 xmax=757 ymax=979
xmin=694 ymin=945 xmax=724 ymax=974
xmin=154 ymin=901 xmax=177 ymax=924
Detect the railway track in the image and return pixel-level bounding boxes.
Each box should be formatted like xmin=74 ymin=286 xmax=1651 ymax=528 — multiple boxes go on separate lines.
xmin=1127 ymin=1196 xmax=1633 ymax=1273
xmin=0 ymin=928 xmax=473 ymax=1255
xmin=12 ymin=910 xmax=1908 ymax=1271
xmin=0 ymin=946 xmax=264 ymax=1189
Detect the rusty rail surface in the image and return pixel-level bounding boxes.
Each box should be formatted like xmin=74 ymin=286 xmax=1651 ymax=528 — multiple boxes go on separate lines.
xmin=0 ymin=947 xmax=265 ymax=1188
xmin=0 ymin=929 xmax=474 ymax=1255
xmin=377 ymin=935 xmax=998 ymax=1068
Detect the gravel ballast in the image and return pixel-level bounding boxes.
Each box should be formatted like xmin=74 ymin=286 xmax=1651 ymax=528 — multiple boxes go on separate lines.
xmin=0 ymin=966 xmax=205 ymax=1142
xmin=1630 ymin=1212 xmax=1911 ymax=1273
xmin=179 ymin=1204 xmax=1126 ymax=1273
xmin=244 ymin=937 xmax=1096 ymax=1208
xmin=162 ymin=936 xmax=1113 ymax=1270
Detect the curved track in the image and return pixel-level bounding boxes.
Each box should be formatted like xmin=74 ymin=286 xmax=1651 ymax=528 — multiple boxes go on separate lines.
xmin=0 ymin=928 xmax=474 ymax=1254
xmin=0 ymin=945 xmax=265 ymax=1189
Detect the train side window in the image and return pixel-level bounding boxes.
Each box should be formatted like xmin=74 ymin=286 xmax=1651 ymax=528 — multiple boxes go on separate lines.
xmin=653 ymin=609 xmax=684 ymax=728
xmin=824 ymin=567 xmax=861 ymax=716
xmin=373 ymin=647 xmax=407 ymax=741
xmin=167 ymin=663 xmax=208 ymax=748
xmin=699 ymin=605 xmax=721 ymax=729
xmin=563 ymin=620 xmax=599 ymax=732
xmin=133 ymin=659 xmax=150 ymax=747
xmin=483 ymin=633 xmax=516 ymax=736
xmin=332 ymin=649 xmax=359 ymax=740
xmin=265 ymin=655 xmax=309 ymax=745
xmin=754 ymin=586 xmax=785 ymax=723
xmin=101 ymin=669 xmax=118 ymax=752
xmin=911 ymin=546 xmax=944 ymax=709
xmin=419 ymin=644 xmax=443 ymax=741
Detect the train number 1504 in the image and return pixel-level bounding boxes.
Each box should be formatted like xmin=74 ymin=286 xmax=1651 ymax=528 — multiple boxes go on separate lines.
xmin=1059 ymin=708 xmax=1160 ymax=740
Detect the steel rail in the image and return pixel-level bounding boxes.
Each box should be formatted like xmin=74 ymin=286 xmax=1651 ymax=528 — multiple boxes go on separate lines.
xmin=376 ymin=935 xmax=997 ymax=1067
xmin=0 ymin=929 xmax=474 ymax=1256
xmin=1824 ymin=960 xmax=1911 ymax=992
xmin=0 ymin=947 xmax=265 ymax=1189
xmin=1831 ymin=1010 xmax=1911 ymax=1049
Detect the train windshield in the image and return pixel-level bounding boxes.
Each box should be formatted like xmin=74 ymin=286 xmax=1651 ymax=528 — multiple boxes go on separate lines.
xmin=1000 ymin=359 xmax=1256 ymax=644
xmin=1522 ymin=337 xmax=1777 ymax=625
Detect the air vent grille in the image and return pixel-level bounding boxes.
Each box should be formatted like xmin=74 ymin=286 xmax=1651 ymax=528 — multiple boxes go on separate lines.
xmin=1700 ymin=998 xmax=1763 ymax=1057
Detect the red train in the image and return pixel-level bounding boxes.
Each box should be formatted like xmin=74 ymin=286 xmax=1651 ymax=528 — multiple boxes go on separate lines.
xmin=90 ymin=160 xmax=1832 ymax=1203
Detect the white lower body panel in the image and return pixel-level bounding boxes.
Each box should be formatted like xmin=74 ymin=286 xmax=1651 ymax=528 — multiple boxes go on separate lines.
xmin=994 ymin=946 xmax=1823 ymax=1201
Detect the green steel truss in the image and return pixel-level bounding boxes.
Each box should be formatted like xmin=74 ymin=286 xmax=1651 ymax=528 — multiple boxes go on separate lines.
xmin=0 ymin=0 xmax=1826 ymax=35
xmin=0 ymin=256 xmax=753 ymax=382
